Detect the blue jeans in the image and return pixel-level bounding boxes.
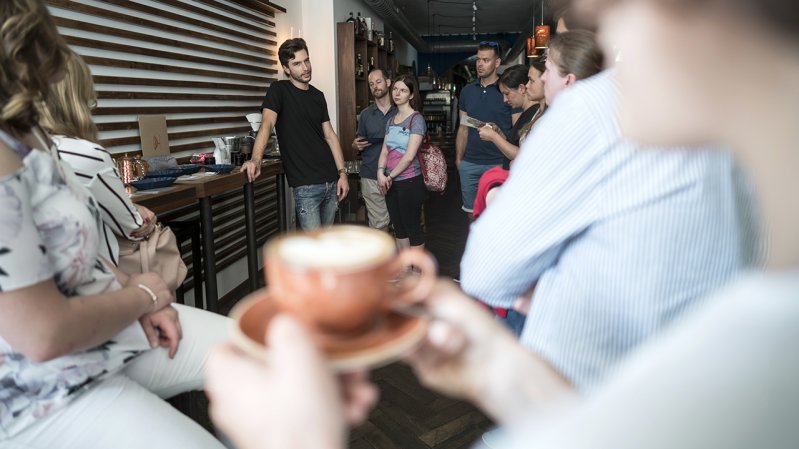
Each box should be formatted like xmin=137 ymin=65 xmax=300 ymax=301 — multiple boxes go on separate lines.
xmin=293 ymin=182 xmax=338 ymax=230
xmin=500 ymin=309 xmax=527 ymax=337
xmin=458 ymin=160 xmax=500 ymax=213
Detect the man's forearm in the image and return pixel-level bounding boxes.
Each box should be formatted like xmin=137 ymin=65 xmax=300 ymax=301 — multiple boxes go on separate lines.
xmin=455 ymin=126 xmax=467 ymax=162
xmin=327 ymin=136 xmax=346 ymax=172
xmin=251 ymin=123 xmax=273 ymax=164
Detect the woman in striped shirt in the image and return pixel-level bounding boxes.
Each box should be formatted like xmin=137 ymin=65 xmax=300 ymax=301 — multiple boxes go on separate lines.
xmin=39 ymin=49 xmax=156 ymax=266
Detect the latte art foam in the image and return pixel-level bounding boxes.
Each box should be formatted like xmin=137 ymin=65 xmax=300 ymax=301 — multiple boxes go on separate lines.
xmin=278 ymin=229 xmax=394 ymax=269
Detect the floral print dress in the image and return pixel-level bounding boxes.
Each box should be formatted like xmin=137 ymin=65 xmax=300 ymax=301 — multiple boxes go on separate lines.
xmin=0 ymin=130 xmax=150 ymax=439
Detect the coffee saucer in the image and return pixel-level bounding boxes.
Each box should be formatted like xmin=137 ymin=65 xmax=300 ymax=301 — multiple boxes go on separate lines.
xmin=229 ymin=289 xmax=429 ymax=371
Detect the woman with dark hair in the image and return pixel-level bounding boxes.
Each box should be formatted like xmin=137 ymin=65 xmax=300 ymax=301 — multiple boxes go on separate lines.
xmin=0 ymin=2 xmax=226 ymax=447
xmin=472 ymin=61 xmax=550 ymax=222
xmin=519 ymin=61 xmax=547 ymax=141
xmin=376 ymin=74 xmax=428 ymax=250
xmin=478 ymin=62 xmax=547 ymax=166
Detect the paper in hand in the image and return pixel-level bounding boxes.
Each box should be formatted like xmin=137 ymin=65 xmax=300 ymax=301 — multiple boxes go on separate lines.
xmin=462 ymin=115 xmax=486 ymax=129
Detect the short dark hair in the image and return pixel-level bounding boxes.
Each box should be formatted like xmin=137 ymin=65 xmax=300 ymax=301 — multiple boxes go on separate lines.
xmin=278 ymin=38 xmax=308 ymax=67
xmin=368 ymin=67 xmax=389 ymax=79
xmin=478 ymin=40 xmax=501 ymax=58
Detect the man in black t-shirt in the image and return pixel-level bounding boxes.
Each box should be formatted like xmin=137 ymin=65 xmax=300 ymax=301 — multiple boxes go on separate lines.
xmin=242 ymin=38 xmax=349 ymax=230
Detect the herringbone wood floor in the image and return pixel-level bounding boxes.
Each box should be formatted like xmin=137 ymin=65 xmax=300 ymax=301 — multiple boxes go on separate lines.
xmin=349 ymin=363 xmax=493 ymax=449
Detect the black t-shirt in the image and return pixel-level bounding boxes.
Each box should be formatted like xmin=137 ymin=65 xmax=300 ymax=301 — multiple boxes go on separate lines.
xmin=502 ymin=103 xmax=541 ymax=169
xmin=261 ymin=80 xmax=337 ymax=187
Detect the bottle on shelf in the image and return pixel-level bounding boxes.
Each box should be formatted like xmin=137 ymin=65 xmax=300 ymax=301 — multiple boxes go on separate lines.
xmin=346 ymin=11 xmax=360 ymax=35
xmin=388 ymin=31 xmax=395 ymax=53
xmin=377 ymin=31 xmax=385 ymax=48
xmin=356 ymin=12 xmax=366 ymax=37
xmin=356 ymin=53 xmax=364 ymax=77
xmin=368 ymin=56 xmax=375 ymax=73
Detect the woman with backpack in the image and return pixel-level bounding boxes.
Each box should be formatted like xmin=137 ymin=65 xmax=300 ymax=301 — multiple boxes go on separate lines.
xmin=377 ymin=74 xmax=428 ymax=250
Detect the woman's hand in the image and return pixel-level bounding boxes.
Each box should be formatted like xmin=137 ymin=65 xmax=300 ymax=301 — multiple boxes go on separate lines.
xmin=377 ymin=172 xmax=392 ymax=195
xmin=125 ymin=272 xmax=173 ymax=312
xmin=403 ymin=280 xmax=572 ymax=424
xmin=139 ymin=305 xmax=182 ymax=357
xmin=205 ymin=315 xmax=378 ymax=449
xmin=477 ymin=123 xmax=504 ymax=143
xmin=131 ymin=205 xmax=156 ymax=239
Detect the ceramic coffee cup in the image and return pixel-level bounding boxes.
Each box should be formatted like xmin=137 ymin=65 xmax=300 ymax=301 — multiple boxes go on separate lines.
xmin=264 ymin=225 xmax=436 ymax=335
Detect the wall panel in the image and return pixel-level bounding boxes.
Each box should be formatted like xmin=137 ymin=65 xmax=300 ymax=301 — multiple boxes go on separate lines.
xmin=47 ymin=0 xmax=285 ymax=157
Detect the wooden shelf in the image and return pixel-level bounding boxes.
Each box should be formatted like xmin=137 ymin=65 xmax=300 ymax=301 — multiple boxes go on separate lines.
xmin=337 ymin=21 xmax=402 ymax=225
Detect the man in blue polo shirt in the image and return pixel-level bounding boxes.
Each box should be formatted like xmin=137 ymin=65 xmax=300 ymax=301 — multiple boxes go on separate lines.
xmin=352 ymin=68 xmax=397 ymax=232
xmin=456 ymin=41 xmax=519 ymax=216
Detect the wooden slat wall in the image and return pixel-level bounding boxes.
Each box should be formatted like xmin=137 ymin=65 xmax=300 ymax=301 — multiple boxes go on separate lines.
xmin=47 ymin=0 xmax=285 ymax=157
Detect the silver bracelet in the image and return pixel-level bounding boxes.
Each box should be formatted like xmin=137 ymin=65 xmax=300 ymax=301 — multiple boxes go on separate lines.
xmin=136 ymin=284 xmax=158 ymax=310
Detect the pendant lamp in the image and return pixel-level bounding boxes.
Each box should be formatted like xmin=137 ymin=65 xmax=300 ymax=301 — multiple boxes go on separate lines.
xmin=534 ymin=1 xmax=549 ymax=49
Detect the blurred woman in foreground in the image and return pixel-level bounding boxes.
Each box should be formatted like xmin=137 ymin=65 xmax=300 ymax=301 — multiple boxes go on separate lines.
xmin=0 ymin=2 xmax=226 ymax=447
xmin=204 ymin=0 xmax=799 ymax=448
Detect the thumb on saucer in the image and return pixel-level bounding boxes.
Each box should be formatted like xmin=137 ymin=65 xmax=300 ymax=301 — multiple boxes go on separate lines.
xmin=268 ymin=314 xmax=325 ymax=366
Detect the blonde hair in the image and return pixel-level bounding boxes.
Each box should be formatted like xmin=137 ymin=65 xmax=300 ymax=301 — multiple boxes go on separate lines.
xmin=0 ymin=0 xmax=69 ymax=136
xmin=40 ymin=49 xmax=99 ymax=141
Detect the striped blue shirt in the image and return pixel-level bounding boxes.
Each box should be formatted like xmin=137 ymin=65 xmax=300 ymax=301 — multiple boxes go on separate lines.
xmin=460 ymin=71 xmax=761 ymax=390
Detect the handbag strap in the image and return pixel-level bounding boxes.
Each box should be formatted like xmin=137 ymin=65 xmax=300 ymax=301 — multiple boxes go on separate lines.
xmin=408 ymin=113 xmax=427 ymax=171
xmin=408 ymin=112 xmax=431 ymax=144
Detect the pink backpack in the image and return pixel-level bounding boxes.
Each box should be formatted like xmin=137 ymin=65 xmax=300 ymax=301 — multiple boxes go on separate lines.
xmin=410 ymin=113 xmax=447 ymax=192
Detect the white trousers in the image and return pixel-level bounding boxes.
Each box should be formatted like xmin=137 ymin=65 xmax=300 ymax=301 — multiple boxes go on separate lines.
xmin=9 ymin=304 xmax=229 ymax=449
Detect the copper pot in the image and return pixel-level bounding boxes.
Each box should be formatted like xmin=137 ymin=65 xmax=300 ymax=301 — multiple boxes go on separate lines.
xmin=114 ymin=155 xmax=148 ymax=184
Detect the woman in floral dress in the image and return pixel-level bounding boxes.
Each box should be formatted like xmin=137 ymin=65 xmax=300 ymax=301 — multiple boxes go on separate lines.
xmin=0 ymin=2 xmax=226 ymax=448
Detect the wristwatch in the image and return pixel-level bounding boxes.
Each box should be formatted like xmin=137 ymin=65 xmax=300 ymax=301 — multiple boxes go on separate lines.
xmin=338 ymin=167 xmax=347 ymax=176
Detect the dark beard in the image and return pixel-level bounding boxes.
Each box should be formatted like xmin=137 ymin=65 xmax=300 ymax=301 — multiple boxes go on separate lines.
xmin=291 ymin=72 xmax=311 ymax=84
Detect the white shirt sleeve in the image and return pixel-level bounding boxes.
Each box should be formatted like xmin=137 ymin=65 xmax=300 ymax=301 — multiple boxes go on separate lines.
xmin=55 ymin=136 xmax=144 ymax=240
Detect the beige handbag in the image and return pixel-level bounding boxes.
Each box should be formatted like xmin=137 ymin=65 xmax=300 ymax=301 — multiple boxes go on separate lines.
xmin=117 ymin=223 xmax=188 ymax=291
